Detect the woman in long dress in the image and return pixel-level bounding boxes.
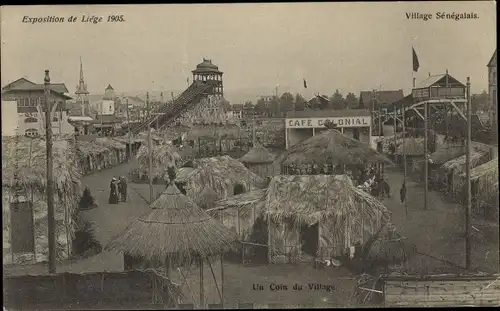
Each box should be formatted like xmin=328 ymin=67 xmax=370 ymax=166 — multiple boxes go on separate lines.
xmin=109 ymin=177 xmax=119 ymax=204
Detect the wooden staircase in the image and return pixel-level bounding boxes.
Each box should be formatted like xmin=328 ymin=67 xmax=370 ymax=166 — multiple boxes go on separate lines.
xmin=130 ymin=81 xmax=213 ymax=134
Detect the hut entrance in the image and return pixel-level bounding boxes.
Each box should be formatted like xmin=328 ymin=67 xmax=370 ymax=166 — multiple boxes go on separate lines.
xmin=300 ymin=223 xmax=319 ymax=258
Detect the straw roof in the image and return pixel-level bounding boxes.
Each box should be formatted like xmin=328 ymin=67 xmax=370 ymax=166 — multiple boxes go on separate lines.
xmin=135 ymin=143 xmax=182 ymax=179
xmin=190 ymin=156 xmax=267 ymax=194
xmin=75 ymin=140 xmax=110 ymax=156
xmin=94 ymin=137 xmax=126 ymax=150
xmin=208 ymin=189 xmax=267 ymax=217
xmin=442 ymin=150 xmax=488 ymax=173
xmin=280 ymin=129 xmax=393 ymax=166
xmin=462 ymin=157 xmax=498 ymax=182
xmin=430 ymin=146 xmax=465 ymax=165
xmin=196 ymin=186 xmax=219 ymax=209
xmin=395 ymin=138 xmax=425 ymax=156
xmin=113 ymin=136 xmax=144 ymax=144
xmin=170 ymin=156 xmax=266 ymax=200
xmin=2 ymin=137 xmax=82 ymax=194
xmin=265 ymin=175 xmax=390 ymax=227
xmin=2 ymin=137 xmax=83 ymax=230
xmin=105 ymin=184 xmax=239 ymax=265
xmin=239 ymin=144 xmax=276 ymax=164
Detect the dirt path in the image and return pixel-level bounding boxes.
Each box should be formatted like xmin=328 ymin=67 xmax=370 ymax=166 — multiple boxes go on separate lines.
xmin=381 ymin=167 xmax=499 ymax=273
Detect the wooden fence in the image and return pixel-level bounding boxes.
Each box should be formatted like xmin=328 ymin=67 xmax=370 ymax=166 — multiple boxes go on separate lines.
xmin=3 ymin=270 xmax=173 ymax=310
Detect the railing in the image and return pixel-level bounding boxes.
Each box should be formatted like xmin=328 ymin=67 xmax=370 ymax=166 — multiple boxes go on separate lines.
xmin=130 ymin=82 xmax=212 ymax=134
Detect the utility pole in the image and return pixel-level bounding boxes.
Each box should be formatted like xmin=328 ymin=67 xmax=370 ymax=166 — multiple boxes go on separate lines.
xmin=465 ymin=77 xmax=472 ymax=270
xmin=44 ymin=70 xmax=56 ymax=274
xmin=393 ymin=104 xmax=397 ymax=148
xmin=126 ymin=98 xmax=132 ymax=160
xmin=402 ymin=104 xmax=408 ymax=216
xmin=424 ymin=102 xmax=428 ymax=210
xmin=147 ymin=92 xmax=154 ymax=203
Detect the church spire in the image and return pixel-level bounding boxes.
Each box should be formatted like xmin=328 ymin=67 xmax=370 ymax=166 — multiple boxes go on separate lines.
xmin=76 ymin=57 xmax=89 ymax=95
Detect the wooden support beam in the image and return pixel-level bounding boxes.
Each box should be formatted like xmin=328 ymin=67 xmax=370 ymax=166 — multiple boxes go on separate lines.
xmin=449 ymin=100 xmax=467 ymax=121
xmin=411 ymin=107 xmax=425 ymax=120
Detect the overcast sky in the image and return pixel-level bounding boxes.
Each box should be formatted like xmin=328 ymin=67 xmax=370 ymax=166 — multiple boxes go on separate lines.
xmin=1 ymin=2 xmax=496 ymax=103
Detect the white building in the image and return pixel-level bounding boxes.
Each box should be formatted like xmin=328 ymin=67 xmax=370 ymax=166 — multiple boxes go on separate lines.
xmin=1 ymin=100 xmax=18 ymax=136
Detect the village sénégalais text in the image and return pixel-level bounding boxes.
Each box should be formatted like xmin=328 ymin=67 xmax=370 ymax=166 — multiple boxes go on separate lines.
xmin=405 ymin=12 xmax=479 ymax=21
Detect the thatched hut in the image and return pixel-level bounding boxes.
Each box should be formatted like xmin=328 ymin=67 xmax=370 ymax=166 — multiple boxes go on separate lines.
xmin=265 ymin=175 xmax=389 ymax=263
xmin=281 ymin=129 xmax=392 ymax=167
xmin=428 ymin=145 xmax=465 ymax=189
xmin=75 ymin=140 xmax=112 ymax=174
xmin=173 ymin=156 xmax=267 ymax=201
xmin=207 ymin=189 xmax=267 ymax=241
xmin=239 ymin=144 xmax=279 ymax=178
xmin=132 ymin=143 xmax=182 ymax=183
xmin=105 ymin=183 xmax=239 ymax=307
xmin=2 ymin=136 xmax=83 ymax=264
xmin=209 ymin=175 xmax=390 ymax=264
xmin=460 ymin=158 xmax=499 ymax=217
xmin=280 ymin=129 xmax=393 ymax=179
xmin=113 ymin=135 xmax=144 ymax=157
xmin=94 ymin=137 xmax=127 ymax=165
xmin=440 ymin=150 xmax=491 ymax=197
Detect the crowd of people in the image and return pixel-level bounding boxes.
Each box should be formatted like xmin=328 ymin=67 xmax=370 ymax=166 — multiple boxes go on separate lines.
xmin=109 ymin=176 xmax=128 ymax=204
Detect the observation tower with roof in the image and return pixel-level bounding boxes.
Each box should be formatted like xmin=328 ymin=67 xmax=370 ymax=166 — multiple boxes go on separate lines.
xmin=192 ymin=58 xmax=223 ymax=97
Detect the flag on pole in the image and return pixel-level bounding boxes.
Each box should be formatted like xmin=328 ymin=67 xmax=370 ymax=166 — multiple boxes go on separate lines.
xmin=412 ymin=47 xmax=420 ymax=72
xmin=303 ymin=79 xmax=307 ymax=89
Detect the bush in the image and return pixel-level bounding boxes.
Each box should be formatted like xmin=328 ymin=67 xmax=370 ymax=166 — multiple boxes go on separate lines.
xmin=72 ymin=216 xmax=102 ymax=258
xmin=78 ymin=187 xmax=96 ymax=210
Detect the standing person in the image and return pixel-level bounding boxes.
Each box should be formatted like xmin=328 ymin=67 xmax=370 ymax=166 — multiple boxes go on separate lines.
xmin=119 ymin=176 xmax=128 ymax=202
xmin=109 ymin=177 xmax=119 ymax=204
xmin=400 ymin=181 xmax=407 ymax=204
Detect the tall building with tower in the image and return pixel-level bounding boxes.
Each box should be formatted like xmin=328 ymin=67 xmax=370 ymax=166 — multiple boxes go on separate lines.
xmin=75 ymin=57 xmax=90 ymax=116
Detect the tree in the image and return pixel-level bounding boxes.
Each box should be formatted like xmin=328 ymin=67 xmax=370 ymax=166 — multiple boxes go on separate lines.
xmin=345 ymin=92 xmax=358 ymax=109
xmin=279 ymin=92 xmax=294 ymax=114
xmin=255 ymin=98 xmax=267 ymax=116
xmin=269 ymin=96 xmax=280 ymax=117
xmin=294 ymin=94 xmax=307 ymax=111
xmin=330 ymin=89 xmax=346 ymax=110
xmin=220 ymin=99 xmax=231 ymax=111
xmin=471 ymin=91 xmax=488 ymax=114
xmin=243 ymin=101 xmax=254 ymax=110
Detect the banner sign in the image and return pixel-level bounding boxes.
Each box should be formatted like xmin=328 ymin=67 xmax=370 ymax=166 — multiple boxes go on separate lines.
xmin=285 ymin=116 xmax=372 ymax=129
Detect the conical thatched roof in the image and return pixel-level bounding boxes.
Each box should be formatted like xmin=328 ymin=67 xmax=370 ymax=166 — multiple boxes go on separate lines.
xmin=430 ymin=146 xmax=465 ymax=165
xmin=105 ymin=184 xmax=239 ymax=265
xmin=280 ymin=129 xmax=393 ymax=166
xmin=196 ymin=186 xmax=219 ymax=209
xmin=239 ymin=144 xmax=276 ymax=164
xmin=265 ymin=175 xmax=390 ymax=227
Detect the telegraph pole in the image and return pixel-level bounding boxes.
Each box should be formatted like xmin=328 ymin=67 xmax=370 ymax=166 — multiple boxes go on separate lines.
xmin=402 ymin=104 xmax=408 ymax=216
xmin=126 ymin=98 xmax=132 ymax=160
xmin=147 ymin=92 xmax=154 ymax=203
xmin=465 ymin=77 xmax=472 ymax=270
xmin=44 ymin=70 xmax=56 ymax=274
xmin=424 ymin=103 xmax=429 ymax=210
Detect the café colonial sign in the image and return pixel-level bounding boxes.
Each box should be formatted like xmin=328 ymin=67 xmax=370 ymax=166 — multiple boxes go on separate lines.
xmin=285 ymin=116 xmax=372 ymax=129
